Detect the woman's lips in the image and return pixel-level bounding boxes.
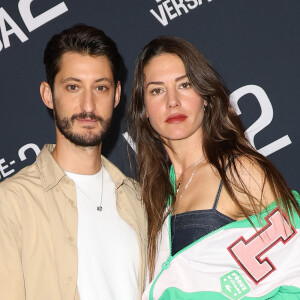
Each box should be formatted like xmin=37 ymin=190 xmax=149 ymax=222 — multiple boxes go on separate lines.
xmin=165 ymin=114 xmax=187 ymax=124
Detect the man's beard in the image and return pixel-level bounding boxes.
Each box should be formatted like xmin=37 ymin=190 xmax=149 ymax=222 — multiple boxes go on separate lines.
xmin=53 ymin=101 xmax=112 ymax=147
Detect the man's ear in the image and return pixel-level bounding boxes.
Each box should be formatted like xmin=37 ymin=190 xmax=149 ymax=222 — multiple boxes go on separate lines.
xmin=114 ymin=81 xmax=121 ymax=108
xmin=40 ymin=81 xmax=54 ymax=109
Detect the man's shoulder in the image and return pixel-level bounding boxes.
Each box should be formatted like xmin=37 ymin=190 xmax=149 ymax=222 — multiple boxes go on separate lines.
xmin=0 ymin=161 xmax=41 ymax=194
xmin=0 ymin=162 xmax=42 ymax=224
xmin=0 ymin=144 xmax=58 ymax=192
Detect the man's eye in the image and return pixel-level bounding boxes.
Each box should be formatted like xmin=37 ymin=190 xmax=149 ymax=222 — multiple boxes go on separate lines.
xmin=67 ymin=85 xmax=78 ymax=91
xmin=150 ymin=88 xmax=163 ymax=95
xmin=179 ymin=82 xmax=191 ymax=89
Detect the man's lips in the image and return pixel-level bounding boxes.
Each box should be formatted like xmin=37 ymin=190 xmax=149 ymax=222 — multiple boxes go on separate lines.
xmin=76 ymin=118 xmax=98 ymax=122
xmin=165 ymin=114 xmax=187 ymax=124
xmin=76 ymin=118 xmax=98 ymax=124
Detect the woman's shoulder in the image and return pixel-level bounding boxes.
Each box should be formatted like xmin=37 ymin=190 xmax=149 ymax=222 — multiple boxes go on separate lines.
xmin=225 ymin=154 xmax=277 ymax=214
xmin=227 ymin=154 xmax=268 ymax=182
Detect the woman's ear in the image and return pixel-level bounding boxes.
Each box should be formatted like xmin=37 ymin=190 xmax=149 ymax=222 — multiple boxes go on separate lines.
xmin=203 ymin=98 xmax=208 ymax=110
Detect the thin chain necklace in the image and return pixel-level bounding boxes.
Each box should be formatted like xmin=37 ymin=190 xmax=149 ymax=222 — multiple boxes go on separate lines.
xmin=71 ymin=166 xmax=104 ymax=211
xmin=171 ymin=157 xmax=202 ymax=248
xmin=176 ymin=157 xmax=202 ymax=202
xmin=96 ymin=165 xmax=104 ymax=211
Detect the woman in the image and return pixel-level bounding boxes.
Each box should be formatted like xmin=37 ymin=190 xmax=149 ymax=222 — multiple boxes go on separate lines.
xmin=129 ymin=36 xmax=300 ymax=299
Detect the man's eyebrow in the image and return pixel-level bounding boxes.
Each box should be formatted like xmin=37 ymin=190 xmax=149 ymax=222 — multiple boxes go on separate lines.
xmin=60 ymin=77 xmax=81 ymax=83
xmin=60 ymin=77 xmax=113 ymax=84
xmin=145 ymin=74 xmax=187 ymax=88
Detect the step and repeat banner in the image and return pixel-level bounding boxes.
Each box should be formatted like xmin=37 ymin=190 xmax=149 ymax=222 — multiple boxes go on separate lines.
xmin=0 ymin=1 xmax=299 ymax=190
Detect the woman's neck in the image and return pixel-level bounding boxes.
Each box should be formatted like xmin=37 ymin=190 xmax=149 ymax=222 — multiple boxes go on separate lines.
xmin=164 ymin=134 xmax=205 ymax=180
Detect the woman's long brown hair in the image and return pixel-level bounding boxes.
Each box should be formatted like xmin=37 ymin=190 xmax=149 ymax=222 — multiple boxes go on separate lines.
xmin=128 ymin=36 xmax=300 ymax=280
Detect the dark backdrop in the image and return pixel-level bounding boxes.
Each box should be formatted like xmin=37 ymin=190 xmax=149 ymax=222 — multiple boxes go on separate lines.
xmin=0 ymin=0 xmax=299 ymax=191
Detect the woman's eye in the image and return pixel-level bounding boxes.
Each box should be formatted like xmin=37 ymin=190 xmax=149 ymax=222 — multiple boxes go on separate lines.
xmin=67 ymin=84 xmax=78 ymax=91
xmin=150 ymin=88 xmax=163 ymax=95
xmin=179 ymin=82 xmax=191 ymax=89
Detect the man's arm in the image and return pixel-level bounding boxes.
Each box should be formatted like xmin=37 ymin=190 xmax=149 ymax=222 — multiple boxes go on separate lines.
xmin=0 ymin=200 xmax=25 ymax=299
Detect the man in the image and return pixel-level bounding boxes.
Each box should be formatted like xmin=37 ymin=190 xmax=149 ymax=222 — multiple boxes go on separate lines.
xmin=0 ymin=24 xmax=146 ymax=300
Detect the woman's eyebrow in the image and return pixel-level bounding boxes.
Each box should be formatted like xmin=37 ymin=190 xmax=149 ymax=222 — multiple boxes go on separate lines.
xmin=145 ymin=74 xmax=187 ymax=88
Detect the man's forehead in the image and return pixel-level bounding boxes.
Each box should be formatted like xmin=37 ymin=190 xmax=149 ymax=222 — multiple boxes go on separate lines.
xmin=56 ymin=52 xmax=114 ymax=79
xmin=59 ymin=52 xmax=111 ymax=66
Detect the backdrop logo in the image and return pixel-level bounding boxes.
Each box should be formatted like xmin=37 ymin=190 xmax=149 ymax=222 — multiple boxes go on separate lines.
xmin=0 ymin=1 xmax=68 ymax=52
xmin=150 ymin=0 xmax=213 ymax=26
xmin=0 ymin=143 xmax=40 ymax=180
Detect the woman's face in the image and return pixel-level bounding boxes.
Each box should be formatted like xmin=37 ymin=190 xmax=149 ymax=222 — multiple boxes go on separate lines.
xmin=143 ymin=53 xmax=207 ymax=143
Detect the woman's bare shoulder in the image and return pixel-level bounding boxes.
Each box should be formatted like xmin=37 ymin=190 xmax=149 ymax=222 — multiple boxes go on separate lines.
xmin=226 ymin=155 xmax=276 ymax=215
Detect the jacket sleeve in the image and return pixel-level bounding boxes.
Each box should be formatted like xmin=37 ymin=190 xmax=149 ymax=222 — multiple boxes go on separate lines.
xmin=0 ymin=199 xmax=25 ymax=299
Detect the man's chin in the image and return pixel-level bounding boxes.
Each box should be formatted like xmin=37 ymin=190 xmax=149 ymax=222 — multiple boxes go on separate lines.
xmin=71 ymin=138 xmax=102 ymax=148
xmin=63 ymin=132 xmax=103 ymax=147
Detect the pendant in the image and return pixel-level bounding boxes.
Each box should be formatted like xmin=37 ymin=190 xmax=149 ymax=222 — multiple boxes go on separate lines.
xmin=176 ymin=182 xmax=181 ymax=194
xmin=97 ymin=206 xmax=102 ymax=211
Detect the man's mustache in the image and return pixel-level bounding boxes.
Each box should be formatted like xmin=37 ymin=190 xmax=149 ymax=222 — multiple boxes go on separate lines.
xmin=71 ymin=112 xmax=103 ymax=122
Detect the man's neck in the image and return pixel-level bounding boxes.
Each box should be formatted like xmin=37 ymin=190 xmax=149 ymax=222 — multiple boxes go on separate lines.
xmin=52 ymin=137 xmax=102 ymax=175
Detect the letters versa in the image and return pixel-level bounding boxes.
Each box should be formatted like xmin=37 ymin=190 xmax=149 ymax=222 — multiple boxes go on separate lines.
xmin=228 ymin=209 xmax=296 ymax=284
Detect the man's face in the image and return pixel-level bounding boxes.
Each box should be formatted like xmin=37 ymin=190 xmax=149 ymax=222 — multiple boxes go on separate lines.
xmin=50 ymin=52 xmax=120 ymax=147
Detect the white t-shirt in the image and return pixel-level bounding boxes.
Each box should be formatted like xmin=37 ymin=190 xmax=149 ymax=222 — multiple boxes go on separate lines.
xmin=66 ymin=166 xmax=139 ymax=300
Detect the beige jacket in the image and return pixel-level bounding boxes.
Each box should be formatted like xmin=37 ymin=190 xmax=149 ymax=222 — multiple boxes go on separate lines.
xmin=0 ymin=144 xmax=147 ymax=300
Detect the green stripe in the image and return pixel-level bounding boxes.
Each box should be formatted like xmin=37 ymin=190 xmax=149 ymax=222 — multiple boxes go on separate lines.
xmin=167 ymin=167 xmax=300 ymax=267
xmin=148 ymin=168 xmax=300 ymax=299
xmin=158 ymin=285 xmax=300 ymax=300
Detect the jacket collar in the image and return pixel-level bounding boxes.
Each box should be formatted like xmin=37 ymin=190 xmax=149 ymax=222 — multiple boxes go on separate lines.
xmin=36 ymin=144 xmax=66 ymax=191
xmin=36 ymin=144 xmax=134 ymax=191
xmin=101 ymin=155 xmax=135 ymax=190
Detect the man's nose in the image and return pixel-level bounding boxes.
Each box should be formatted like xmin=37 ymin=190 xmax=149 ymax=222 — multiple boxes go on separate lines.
xmin=80 ymin=90 xmax=96 ymax=112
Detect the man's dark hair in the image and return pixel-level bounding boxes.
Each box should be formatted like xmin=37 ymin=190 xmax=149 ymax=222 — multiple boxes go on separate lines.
xmin=43 ymin=24 xmax=122 ymax=90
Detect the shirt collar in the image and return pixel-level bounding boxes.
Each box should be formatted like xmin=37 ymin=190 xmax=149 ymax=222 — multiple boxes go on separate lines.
xmin=36 ymin=144 xmax=66 ymax=191
xmin=101 ymin=155 xmax=132 ymax=189
xmin=36 ymin=144 xmax=134 ymax=191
